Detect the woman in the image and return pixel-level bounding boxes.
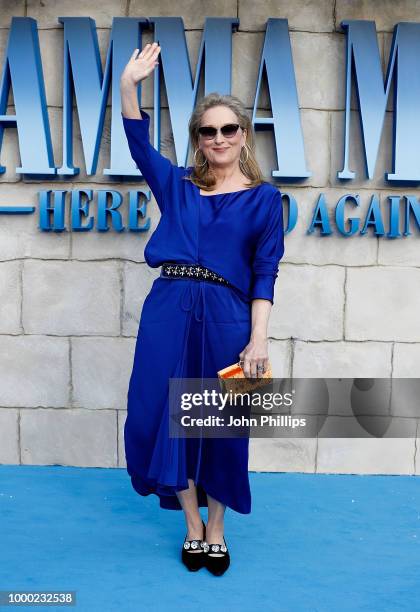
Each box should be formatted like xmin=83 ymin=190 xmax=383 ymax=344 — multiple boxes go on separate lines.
xmin=120 ymin=43 xmax=285 ymax=576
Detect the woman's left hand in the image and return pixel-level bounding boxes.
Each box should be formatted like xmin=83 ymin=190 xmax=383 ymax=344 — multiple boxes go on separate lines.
xmin=239 ymin=335 xmax=269 ymax=378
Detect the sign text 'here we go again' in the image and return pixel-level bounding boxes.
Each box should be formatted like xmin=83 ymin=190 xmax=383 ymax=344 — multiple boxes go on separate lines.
xmin=0 ymin=16 xmax=419 ymax=238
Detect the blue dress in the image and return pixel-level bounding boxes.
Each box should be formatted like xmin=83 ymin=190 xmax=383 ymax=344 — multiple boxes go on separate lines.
xmin=122 ymin=110 xmax=285 ymax=514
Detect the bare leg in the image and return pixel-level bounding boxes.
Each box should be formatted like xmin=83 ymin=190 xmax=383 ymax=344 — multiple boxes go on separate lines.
xmin=206 ymin=492 xmax=226 ymax=548
xmin=176 ymin=478 xmax=205 ymax=552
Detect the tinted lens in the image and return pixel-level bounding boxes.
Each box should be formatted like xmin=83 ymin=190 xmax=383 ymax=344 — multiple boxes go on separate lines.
xmin=221 ymin=124 xmax=240 ymax=137
xmin=198 ymin=124 xmax=240 ymax=138
xmin=198 ymin=126 xmax=217 ymax=138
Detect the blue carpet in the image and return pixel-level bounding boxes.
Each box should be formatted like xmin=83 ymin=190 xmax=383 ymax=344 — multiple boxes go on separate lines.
xmin=0 ymin=465 xmax=419 ymax=612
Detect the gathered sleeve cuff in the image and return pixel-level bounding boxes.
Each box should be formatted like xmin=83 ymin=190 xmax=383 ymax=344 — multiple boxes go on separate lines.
xmin=121 ymin=110 xmax=176 ymax=213
xmin=250 ymin=189 xmax=285 ymax=305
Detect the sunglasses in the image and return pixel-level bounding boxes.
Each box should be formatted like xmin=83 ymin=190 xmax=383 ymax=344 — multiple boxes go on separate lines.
xmin=198 ymin=123 xmax=241 ymax=139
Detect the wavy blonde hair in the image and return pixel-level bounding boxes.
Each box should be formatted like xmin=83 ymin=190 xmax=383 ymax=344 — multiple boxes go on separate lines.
xmin=182 ymin=92 xmax=265 ymax=191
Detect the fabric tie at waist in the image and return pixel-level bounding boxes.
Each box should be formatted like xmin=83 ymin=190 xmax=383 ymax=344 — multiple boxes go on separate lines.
xmin=161 ymin=262 xmax=231 ymax=484
xmin=179 ymin=281 xmax=207 ymax=484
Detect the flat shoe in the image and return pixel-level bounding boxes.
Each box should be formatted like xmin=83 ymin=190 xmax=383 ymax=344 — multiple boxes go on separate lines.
xmin=203 ymin=536 xmax=230 ymax=576
xmin=181 ymin=519 xmax=206 ymax=572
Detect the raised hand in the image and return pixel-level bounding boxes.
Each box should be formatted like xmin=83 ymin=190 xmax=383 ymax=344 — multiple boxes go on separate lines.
xmin=120 ymin=42 xmax=161 ymax=88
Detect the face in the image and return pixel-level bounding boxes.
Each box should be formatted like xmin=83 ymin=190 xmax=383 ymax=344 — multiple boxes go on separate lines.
xmin=197 ymin=105 xmax=247 ymax=169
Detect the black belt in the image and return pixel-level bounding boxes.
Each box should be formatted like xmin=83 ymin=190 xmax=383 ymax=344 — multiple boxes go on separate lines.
xmin=160 ymin=262 xmax=231 ymax=287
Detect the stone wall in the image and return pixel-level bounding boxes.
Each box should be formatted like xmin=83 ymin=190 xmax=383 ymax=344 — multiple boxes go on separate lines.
xmin=0 ymin=1 xmax=419 ymax=475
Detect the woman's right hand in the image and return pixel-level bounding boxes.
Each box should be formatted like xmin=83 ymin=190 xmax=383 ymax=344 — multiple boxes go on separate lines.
xmin=120 ymin=43 xmax=161 ymax=89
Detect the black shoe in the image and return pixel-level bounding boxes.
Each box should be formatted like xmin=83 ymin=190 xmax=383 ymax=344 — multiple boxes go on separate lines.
xmin=203 ymin=536 xmax=230 ymax=576
xmin=181 ymin=519 xmax=206 ymax=572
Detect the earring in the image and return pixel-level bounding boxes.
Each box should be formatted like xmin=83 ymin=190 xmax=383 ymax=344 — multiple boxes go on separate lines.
xmin=194 ymin=148 xmax=208 ymax=168
xmin=239 ymin=143 xmax=249 ymax=165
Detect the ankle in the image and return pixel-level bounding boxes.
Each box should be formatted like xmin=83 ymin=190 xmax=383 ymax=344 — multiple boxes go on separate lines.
xmin=205 ymin=522 xmax=224 ymax=541
xmin=186 ymin=517 xmax=204 ymax=539
xmin=206 ymin=519 xmax=224 ymax=532
xmin=186 ymin=516 xmax=203 ymax=531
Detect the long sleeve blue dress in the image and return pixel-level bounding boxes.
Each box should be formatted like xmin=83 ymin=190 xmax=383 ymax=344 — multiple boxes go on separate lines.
xmin=122 ymin=109 xmax=285 ymax=515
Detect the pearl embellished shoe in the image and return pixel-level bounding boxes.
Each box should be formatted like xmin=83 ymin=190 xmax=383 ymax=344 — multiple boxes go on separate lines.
xmin=181 ymin=519 xmax=206 ymax=572
xmin=203 ymin=536 xmax=230 ymax=576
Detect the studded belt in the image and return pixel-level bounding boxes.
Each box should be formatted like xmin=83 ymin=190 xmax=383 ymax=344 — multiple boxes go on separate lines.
xmin=160 ymin=262 xmax=231 ymax=287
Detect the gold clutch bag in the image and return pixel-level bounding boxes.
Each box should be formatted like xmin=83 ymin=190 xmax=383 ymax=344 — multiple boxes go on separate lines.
xmin=217 ymin=360 xmax=273 ymax=395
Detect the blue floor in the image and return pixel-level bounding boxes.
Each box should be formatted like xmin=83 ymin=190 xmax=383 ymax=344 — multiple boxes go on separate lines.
xmin=1 ymin=465 xmax=419 ymax=612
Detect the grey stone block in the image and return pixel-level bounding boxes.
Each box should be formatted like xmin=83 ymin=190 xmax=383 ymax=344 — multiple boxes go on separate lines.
xmin=336 ymin=0 xmax=417 ymax=33
xmin=317 ymin=437 xmax=416 ymax=474
xmin=72 ymin=337 xmax=135 ymax=409
xmin=26 ymin=0 xmax=126 ymax=29
xmin=293 ymin=340 xmax=392 ymax=378
xmin=238 ymin=0 xmax=334 ymax=32
xmin=270 ymin=263 xmax=345 ymax=341
xmin=0 ymin=408 xmax=19 ymax=464
xmin=0 ymin=261 xmax=22 ymax=334
xmin=345 ymin=267 xmax=420 ymax=341
xmin=249 ymin=437 xmax=317 ymax=472
xmin=22 ymin=260 xmax=121 ymax=335
xmin=20 ymin=407 xmax=117 ymax=467
xmin=122 ymin=261 xmax=160 ymax=336
xmin=393 ymin=344 xmax=420 ymax=377
xmin=129 ymin=0 xmax=237 ymax=30
xmin=0 ymin=183 xmax=71 ymax=260
xmin=118 ymin=409 xmax=127 ymax=468
xmin=0 ymin=336 xmax=69 ymax=407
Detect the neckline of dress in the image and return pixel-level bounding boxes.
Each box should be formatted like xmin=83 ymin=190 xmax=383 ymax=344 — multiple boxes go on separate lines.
xmin=197 ymin=182 xmax=263 ymax=197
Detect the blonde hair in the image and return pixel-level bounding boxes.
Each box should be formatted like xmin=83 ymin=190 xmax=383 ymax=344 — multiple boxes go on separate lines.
xmin=182 ymin=92 xmax=265 ymax=191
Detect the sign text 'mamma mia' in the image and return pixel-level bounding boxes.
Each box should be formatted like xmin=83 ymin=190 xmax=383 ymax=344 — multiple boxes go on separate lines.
xmin=0 ymin=16 xmax=420 ymax=182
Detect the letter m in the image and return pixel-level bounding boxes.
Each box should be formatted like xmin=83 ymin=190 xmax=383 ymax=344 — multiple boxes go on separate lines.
xmin=338 ymin=20 xmax=420 ymax=182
